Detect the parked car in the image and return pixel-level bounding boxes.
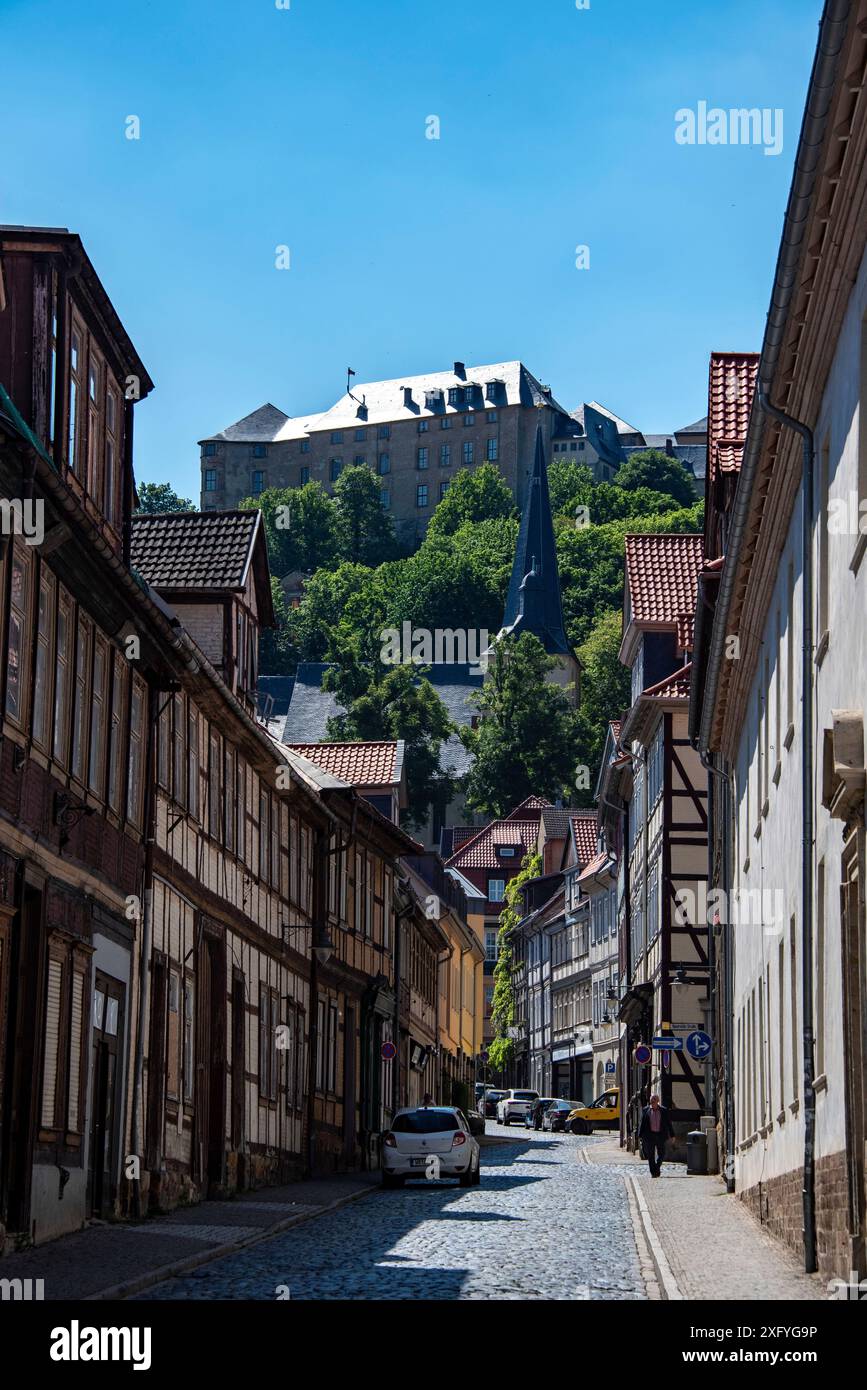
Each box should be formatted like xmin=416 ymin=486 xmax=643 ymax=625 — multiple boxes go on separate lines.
xmin=496 ymin=1089 xmax=540 ymax=1125
xmin=542 ymin=1099 xmax=584 ymax=1132
xmin=567 ymin=1087 xmax=620 ymax=1134
xmin=466 ymin=1109 xmax=486 ymax=1137
xmin=381 ymin=1107 xmax=481 ymax=1188
xmin=480 ymin=1088 xmax=508 ymax=1118
xmin=525 ymin=1097 xmax=557 ymax=1129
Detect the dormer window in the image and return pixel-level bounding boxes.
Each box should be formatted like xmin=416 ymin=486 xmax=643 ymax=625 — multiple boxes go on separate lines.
xmin=485 ymin=379 xmax=503 ymax=402
xmin=426 ymin=389 xmax=444 ymax=411
xmin=448 ymin=388 xmax=461 ymax=407
xmin=497 ymin=846 xmax=516 ymax=859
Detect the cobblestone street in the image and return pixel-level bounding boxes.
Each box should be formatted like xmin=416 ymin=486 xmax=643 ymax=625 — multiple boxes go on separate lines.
xmin=137 ymin=1127 xmax=645 ymax=1301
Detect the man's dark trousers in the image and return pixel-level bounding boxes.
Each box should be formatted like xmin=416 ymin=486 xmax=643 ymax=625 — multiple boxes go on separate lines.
xmin=644 ymin=1136 xmax=665 ymax=1176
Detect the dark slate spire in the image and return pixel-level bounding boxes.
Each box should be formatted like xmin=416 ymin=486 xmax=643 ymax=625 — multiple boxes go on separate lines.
xmin=501 ymin=424 xmax=572 ymax=655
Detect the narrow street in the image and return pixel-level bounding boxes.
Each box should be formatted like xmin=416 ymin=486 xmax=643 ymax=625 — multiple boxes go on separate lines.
xmin=138 ymin=1127 xmax=644 ymax=1301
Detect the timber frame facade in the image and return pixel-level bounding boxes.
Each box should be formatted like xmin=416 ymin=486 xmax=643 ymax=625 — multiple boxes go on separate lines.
xmin=0 ymin=226 xmax=480 ymax=1256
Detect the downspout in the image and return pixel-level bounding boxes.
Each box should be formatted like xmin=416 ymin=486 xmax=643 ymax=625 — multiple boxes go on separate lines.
xmin=305 ymin=827 xmax=329 ymax=1178
xmin=393 ymin=889 xmax=415 ymax=1115
xmin=130 ymin=679 xmax=160 ymax=1218
xmin=756 ymin=382 xmax=817 ymax=1274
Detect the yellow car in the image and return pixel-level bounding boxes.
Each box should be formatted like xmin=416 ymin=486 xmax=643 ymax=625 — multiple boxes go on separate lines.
xmin=567 ymin=1087 xmax=620 ymax=1134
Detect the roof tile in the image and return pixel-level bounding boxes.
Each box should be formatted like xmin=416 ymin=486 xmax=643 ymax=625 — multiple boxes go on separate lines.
xmin=624 ymin=534 xmax=704 ymax=630
xmin=287 ymin=741 xmax=401 ymax=787
xmin=131 ymin=511 xmax=259 ymax=590
xmin=707 ymin=352 xmax=759 ymax=484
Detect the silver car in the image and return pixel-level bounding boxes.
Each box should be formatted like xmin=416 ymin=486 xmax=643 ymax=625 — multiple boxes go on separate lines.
xmin=381 ymin=1106 xmax=482 ymax=1188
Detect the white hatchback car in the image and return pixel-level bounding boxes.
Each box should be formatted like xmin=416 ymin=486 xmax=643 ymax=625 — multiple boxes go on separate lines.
xmin=381 ymin=1106 xmax=481 ymax=1189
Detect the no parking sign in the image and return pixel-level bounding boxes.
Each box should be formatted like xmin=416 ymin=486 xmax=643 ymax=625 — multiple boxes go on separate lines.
xmin=634 ymin=1043 xmax=651 ymax=1066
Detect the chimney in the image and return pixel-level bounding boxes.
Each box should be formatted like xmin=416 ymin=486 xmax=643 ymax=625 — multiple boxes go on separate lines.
xmin=453 ymin=361 xmax=466 ymax=378
xmin=402 ymin=386 xmax=413 ymax=407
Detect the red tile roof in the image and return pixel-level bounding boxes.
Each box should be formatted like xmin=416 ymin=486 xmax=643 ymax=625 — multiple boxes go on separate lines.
xmin=570 ymin=813 xmax=599 ymax=868
xmin=676 ymin=612 xmax=694 ymax=654
xmin=624 ymin=534 xmax=704 ymax=632
xmin=505 ymin=795 xmax=552 ymax=819
xmin=287 ymin=741 xmax=401 ymax=787
xmin=642 ymin=662 xmax=693 ymax=702
xmin=707 ymin=352 xmax=759 ymax=484
xmin=608 ymin=720 xmax=622 ymax=741
xmin=446 ymin=818 xmax=539 ymax=871
xmin=578 ymin=849 xmax=610 ymax=884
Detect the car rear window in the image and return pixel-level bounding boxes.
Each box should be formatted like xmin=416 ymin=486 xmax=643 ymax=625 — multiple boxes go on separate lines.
xmin=513 ymin=1091 xmax=537 ymax=1101
xmin=392 ymin=1110 xmax=460 ymax=1134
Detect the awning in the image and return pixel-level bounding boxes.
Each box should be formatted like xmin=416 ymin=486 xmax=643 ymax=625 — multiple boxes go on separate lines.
xmin=551 ymin=1043 xmax=592 ymax=1061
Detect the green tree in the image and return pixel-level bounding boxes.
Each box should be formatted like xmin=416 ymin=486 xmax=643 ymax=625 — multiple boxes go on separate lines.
xmin=573 ymin=608 xmax=631 ymax=806
xmin=557 ymin=500 xmax=704 ymax=649
xmin=259 ymin=577 xmax=295 ymax=677
xmin=425 ymin=464 xmax=517 ymax=539
xmin=460 ymin=633 xmax=580 ymax=817
xmin=488 ymin=852 xmax=542 ymax=1075
xmin=323 ymin=648 xmax=454 ymax=830
xmin=287 ymin=562 xmax=387 ymax=663
xmin=332 ymin=464 xmax=396 ymax=565
xmin=136 ymin=482 xmax=194 ymax=513
xmin=239 ymin=483 xmax=340 ymax=576
xmin=614 ymin=449 xmax=696 ymax=506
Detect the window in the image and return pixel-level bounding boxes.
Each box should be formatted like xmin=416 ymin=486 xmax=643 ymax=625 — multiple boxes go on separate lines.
xmin=259 ymin=787 xmax=270 ymax=881
xmin=486 ymin=437 xmax=498 ymax=461
xmin=32 ymin=572 xmax=55 ymax=750
xmin=441 ymin=416 xmax=451 ymax=429
xmin=127 ymin=677 xmax=146 ymax=827
xmin=416 ymin=485 xmax=428 ymax=507
xmin=204 ymin=469 xmax=218 ymax=491
xmin=463 ymin=414 xmax=474 ymax=427
xmin=5 ymin=546 xmax=31 ymax=725
xmin=315 ymin=996 xmax=326 ymax=1090
xmin=224 ymin=746 xmax=236 ymax=854
xmin=68 ymin=328 xmax=82 ymax=472
xmin=299 ymin=439 xmax=310 ymax=454
xmin=380 ymin=489 xmax=390 ymax=509
xmin=354 ymin=454 xmax=365 ymax=465
xmin=40 ymin=943 xmax=88 ymax=1136
xmin=378 ymin=424 xmax=390 ymax=440
xmin=70 ymin=613 xmax=92 ymax=783
xmin=330 ymin=458 xmax=342 ymax=481
xmin=448 ymin=388 xmax=460 ymax=407
xmin=485 ymin=929 xmax=499 ymax=962
xmin=487 ymin=410 xmax=498 ymax=422
xmin=439 ymin=481 xmax=449 ymax=500
xmin=251 ymin=469 xmax=265 ymax=495
xmin=167 ymin=970 xmax=181 ymax=1099
xmin=88 ymin=635 xmax=109 ymax=795
xmin=172 ymin=694 xmax=186 ymax=806
xmin=440 ymin=444 xmax=450 ymax=467
xmin=418 ymin=420 xmax=429 ymax=433
xmin=53 ymin=589 xmax=73 ymax=762
xmin=648 ymin=726 xmax=664 ymax=808
xmin=184 ymin=707 xmax=198 ymax=819
xmin=204 ymin=442 xmax=217 ymax=457
xmin=105 ymin=388 xmax=119 ymax=525
xmin=355 ymin=428 xmax=367 ymax=442
xmin=378 ymin=452 xmax=390 ymax=474
xmin=327 ymin=1001 xmax=338 ymax=1093
xmin=488 ymin=878 xmax=505 ymax=902
xmin=259 ymin=984 xmax=278 ymax=1101
xmin=209 ymin=731 xmax=222 ymax=839
xmin=498 ymin=846 xmax=515 ymax=859
xmin=417 ymin=447 xmax=428 ymax=469
xmin=330 ymin=431 xmax=343 ymax=444
xmin=463 ymin=441 xmax=474 ymax=465
xmin=299 ymin=465 xmax=310 ymax=484
xmin=183 ymin=977 xmax=194 ymax=1103
xmin=107 ymin=652 xmax=127 ymax=815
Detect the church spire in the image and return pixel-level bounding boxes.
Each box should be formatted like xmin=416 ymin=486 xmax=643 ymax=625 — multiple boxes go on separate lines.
xmin=501 ymin=424 xmax=572 ymax=655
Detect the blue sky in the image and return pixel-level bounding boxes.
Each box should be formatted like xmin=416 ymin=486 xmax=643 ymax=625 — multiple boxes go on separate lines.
xmin=2 ymin=0 xmax=821 ymax=500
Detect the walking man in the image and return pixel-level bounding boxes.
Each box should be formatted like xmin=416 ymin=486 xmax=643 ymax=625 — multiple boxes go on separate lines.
xmin=638 ymin=1093 xmax=673 ymax=1177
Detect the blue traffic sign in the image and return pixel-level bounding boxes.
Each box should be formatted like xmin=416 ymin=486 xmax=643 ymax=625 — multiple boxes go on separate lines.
xmin=604 ymin=1061 xmax=616 ymax=1073
xmin=634 ymin=1043 xmax=652 ymax=1066
xmin=685 ymin=1030 xmax=713 ymax=1060
xmin=652 ymin=1036 xmax=683 ymax=1051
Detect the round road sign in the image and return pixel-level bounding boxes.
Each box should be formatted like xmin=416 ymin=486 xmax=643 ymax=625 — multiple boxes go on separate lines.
xmin=634 ymin=1043 xmax=652 ymax=1066
xmin=380 ymin=1040 xmax=397 ymax=1061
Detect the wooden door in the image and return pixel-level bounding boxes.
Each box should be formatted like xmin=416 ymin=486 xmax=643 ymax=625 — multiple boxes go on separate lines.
xmin=88 ymin=972 xmax=125 ymax=1217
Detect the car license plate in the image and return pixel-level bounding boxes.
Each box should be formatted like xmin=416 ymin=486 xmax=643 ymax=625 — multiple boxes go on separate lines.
xmin=410 ymin=1157 xmax=427 ymax=1167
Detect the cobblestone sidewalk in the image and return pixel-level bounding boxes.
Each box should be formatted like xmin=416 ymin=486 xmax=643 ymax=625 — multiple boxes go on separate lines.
xmin=584 ymin=1136 xmax=826 ymax=1300
xmin=0 ymin=1172 xmax=381 ymax=1301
